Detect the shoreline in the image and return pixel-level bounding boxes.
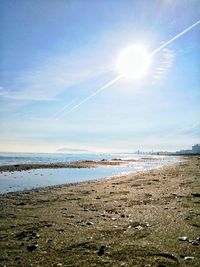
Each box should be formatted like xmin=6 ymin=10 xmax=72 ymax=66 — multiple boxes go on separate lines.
xmin=0 ymin=156 xmax=181 ymax=195
xmin=0 ymin=156 xmax=175 ymax=173
xmin=0 ymin=156 xmax=199 ymax=266
xmin=1 ymin=159 xmax=182 ymax=197
xmin=0 ymin=159 xmax=138 ymax=173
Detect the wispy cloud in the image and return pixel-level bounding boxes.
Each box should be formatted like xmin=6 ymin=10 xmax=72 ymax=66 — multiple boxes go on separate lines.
xmin=158 ymin=121 xmax=200 ymax=139
xmin=0 ymin=46 xmax=113 ymax=102
xmin=151 ymin=48 xmax=175 ymax=83
xmin=174 ymin=121 xmax=200 ymax=136
xmin=0 ymin=86 xmax=7 ymax=97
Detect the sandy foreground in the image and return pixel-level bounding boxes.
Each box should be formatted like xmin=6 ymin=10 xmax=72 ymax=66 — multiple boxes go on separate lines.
xmin=0 ymin=156 xmax=199 ymax=267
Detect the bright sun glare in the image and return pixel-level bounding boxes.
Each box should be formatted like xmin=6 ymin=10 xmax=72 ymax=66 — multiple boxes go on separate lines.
xmin=117 ymin=44 xmax=150 ymax=80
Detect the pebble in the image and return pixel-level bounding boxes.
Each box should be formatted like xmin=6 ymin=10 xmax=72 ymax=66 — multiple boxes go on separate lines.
xmin=97 ymin=246 xmax=105 ymax=256
xmin=184 ymin=256 xmax=194 ymax=261
xmin=178 ymin=236 xmax=188 ymax=241
xmin=191 ymin=193 xmax=200 ymax=197
xmin=57 ymin=229 xmax=64 ymax=234
xmin=27 ymin=243 xmax=38 ymax=252
xmin=86 ymin=221 xmax=94 ymax=225
xmin=135 ymin=226 xmax=143 ymax=230
xmin=189 ymin=239 xmax=199 ymax=246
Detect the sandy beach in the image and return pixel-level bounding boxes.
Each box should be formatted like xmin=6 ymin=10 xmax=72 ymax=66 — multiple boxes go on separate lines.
xmin=0 ymin=156 xmax=199 ymax=267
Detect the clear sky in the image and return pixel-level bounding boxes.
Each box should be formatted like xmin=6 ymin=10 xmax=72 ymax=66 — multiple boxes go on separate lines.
xmin=0 ymin=0 xmax=200 ymax=153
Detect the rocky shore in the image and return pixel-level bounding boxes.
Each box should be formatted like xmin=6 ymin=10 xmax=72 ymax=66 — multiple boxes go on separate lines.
xmin=0 ymin=156 xmax=199 ymax=266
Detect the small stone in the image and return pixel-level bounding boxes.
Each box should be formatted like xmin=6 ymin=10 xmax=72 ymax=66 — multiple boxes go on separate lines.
xmin=191 ymin=241 xmax=199 ymax=246
xmin=176 ymin=198 xmax=181 ymax=202
xmin=97 ymin=246 xmax=105 ymax=256
xmin=86 ymin=221 xmax=94 ymax=225
xmin=18 ymin=202 xmax=26 ymax=206
xmin=178 ymin=236 xmax=188 ymax=241
xmin=57 ymin=229 xmax=64 ymax=233
xmin=184 ymin=256 xmax=194 ymax=260
xmin=27 ymin=243 xmax=38 ymax=252
xmin=135 ymin=226 xmax=143 ymax=230
xmin=191 ymin=193 xmax=200 ymax=197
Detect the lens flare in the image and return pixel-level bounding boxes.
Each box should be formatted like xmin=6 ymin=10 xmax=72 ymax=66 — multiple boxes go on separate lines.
xmin=117 ymin=44 xmax=150 ymax=79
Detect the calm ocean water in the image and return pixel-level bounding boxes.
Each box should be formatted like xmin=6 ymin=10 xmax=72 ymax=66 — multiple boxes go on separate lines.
xmin=0 ymin=152 xmax=145 ymax=165
xmin=0 ymin=152 xmax=181 ymax=194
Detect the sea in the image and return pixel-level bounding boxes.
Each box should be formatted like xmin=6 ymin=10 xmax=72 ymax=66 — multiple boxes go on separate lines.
xmin=0 ymin=152 xmax=181 ymax=194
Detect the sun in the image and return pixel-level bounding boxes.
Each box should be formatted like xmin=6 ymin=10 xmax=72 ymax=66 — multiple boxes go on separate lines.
xmin=117 ymin=44 xmax=150 ymax=80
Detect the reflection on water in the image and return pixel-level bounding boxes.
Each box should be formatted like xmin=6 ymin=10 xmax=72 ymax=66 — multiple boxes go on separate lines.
xmin=0 ymin=156 xmax=181 ymax=194
xmin=0 ymin=152 xmax=171 ymax=166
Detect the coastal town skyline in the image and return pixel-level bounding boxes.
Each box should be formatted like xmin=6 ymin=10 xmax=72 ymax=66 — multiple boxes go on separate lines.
xmin=0 ymin=1 xmax=200 ymax=153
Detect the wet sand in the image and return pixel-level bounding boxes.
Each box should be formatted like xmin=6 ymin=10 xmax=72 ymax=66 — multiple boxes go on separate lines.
xmin=0 ymin=156 xmax=199 ymax=266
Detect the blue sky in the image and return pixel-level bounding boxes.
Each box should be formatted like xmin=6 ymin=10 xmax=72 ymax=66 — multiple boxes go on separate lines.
xmin=0 ymin=0 xmax=200 ymax=153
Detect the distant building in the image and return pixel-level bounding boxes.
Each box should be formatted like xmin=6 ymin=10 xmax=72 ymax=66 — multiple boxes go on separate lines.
xmin=192 ymin=144 xmax=200 ymax=153
xmin=176 ymin=144 xmax=200 ymax=155
xmin=176 ymin=149 xmax=192 ymax=154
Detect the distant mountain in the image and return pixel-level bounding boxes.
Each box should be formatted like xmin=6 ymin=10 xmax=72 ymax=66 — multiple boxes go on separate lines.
xmin=56 ymin=147 xmax=90 ymax=153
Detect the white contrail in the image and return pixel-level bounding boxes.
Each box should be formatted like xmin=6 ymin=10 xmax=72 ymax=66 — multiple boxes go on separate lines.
xmin=58 ymin=20 xmax=200 ymax=117
xmin=150 ymin=19 xmax=200 ymax=57
xmin=65 ymin=75 xmax=122 ymax=115
xmin=52 ymin=97 xmax=79 ymax=119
